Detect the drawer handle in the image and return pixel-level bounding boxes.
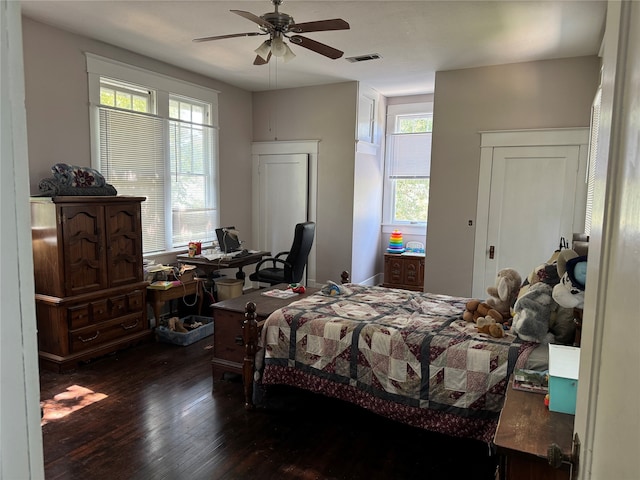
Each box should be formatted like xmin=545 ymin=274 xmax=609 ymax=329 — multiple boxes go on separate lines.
xmin=78 ymin=331 xmax=100 ymax=343
xmin=121 ymin=320 xmax=139 ymax=330
xmin=234 ymin=335 xmax=244 ymax=345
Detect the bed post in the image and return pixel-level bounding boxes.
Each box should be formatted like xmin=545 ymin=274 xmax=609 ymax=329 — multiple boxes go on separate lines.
xmin=242 ymin=301 xmax=258 ymax=410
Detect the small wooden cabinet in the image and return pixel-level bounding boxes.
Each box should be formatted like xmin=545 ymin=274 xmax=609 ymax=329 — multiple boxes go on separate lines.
xmin=383 ymin=253 xmax=425 ymax=291
xmin=31 ymin=196 xmax=151 ymax=372
xmin=494 ymin=378 xmax=575 ymax=480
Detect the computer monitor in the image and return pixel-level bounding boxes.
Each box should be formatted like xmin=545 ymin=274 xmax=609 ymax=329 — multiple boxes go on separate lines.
xmin=215 ymin=226 xmax=241 ymax=253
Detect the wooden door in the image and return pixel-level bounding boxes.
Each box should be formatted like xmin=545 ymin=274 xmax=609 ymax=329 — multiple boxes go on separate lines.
xmin=472 ymin=129 xmax=589 ymax=298
xmin=61 ymin=204 xmax=108 ymax=295
xmin=105 ymin=201 xmax=143 ymax=287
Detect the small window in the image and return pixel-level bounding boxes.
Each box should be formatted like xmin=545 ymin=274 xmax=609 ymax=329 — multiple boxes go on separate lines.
xmin=384 ymin=105 xmax=432 ymax=225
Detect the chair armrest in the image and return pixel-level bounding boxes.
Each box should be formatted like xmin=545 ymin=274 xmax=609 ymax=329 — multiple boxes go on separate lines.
xmin=253 ymin=257 xmax=292 ymax=272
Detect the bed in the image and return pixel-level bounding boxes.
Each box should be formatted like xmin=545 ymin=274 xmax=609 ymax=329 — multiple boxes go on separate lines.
xmin=242 ymin=281 xmax=541 ymax=444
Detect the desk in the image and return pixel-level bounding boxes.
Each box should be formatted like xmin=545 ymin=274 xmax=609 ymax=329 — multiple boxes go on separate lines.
xmin=177 ymin=250 xmax=270 ymax=280
xmin=494 ymin=378 xmax=575 ymax=480
xmin=146 ymin=279 xmax=204 ymax=324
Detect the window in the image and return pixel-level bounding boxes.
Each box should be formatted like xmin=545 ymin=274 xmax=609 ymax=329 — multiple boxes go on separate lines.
xmin=87 ymin=54 xmax=219 ymax=255
xmin=383 ymin=103 xmax=432 ymax=225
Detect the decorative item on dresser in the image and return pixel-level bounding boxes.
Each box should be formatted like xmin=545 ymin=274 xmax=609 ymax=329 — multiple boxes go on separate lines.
xmin=31 ymin=196 xmax=151 ymax=372
xmin=383 ymin=252 xmax=425 ymax=291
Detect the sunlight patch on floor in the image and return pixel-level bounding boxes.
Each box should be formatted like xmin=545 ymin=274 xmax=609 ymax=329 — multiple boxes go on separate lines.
xmin=40 ymin=384 xmax=108 ymax=426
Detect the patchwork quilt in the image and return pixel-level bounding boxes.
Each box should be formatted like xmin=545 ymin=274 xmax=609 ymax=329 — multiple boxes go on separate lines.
xmin=256 ymin=284 xmax=535 ymax=443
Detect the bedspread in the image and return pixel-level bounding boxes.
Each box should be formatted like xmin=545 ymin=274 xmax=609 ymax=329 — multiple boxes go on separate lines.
xmin=256 ymin=284 xmax=535 ymax=443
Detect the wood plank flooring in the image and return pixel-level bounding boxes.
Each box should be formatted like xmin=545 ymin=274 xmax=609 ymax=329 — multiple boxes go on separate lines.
xmin=40 ymin=337 xmax=499 ymax=479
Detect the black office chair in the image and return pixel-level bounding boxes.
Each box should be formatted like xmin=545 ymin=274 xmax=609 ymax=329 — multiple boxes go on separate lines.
xmin=249 ymin=222 xmax=315 ymax=286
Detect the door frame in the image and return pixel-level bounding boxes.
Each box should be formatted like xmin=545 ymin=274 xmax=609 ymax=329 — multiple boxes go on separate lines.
xmin=251 ymin=140 xmax=319 ymax=286
xmin=472 ymin=128 xmax=589 ymax=298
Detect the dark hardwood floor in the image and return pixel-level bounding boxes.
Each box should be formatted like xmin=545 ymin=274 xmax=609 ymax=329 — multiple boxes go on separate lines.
xmin=40 ymin=336 xmax=499 ymax=480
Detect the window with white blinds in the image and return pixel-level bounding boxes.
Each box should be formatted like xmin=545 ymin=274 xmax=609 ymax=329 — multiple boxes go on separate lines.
xmin=87 ymin=54 xmax=219 ymax=255
xmin=584 ymin=87 xmax=601 ymax=236
xmin=383 ymin=104 xmax=433 ymax=225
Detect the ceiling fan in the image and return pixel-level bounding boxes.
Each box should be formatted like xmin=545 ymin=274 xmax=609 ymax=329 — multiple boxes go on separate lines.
xmin=193 ymin=0 xmax=350 ymax=65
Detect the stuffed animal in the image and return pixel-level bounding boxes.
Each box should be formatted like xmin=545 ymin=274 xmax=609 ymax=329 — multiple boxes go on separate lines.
xmin=552 ymin=250 xmax=587 ymax=309
xmin=511 ymin=282 xmax=556 ymax=344
xmin=476 ymin=316 xmax=505 ymax=338
xmin=485 ymin=268 xmax=522 ymax=320
xmin=463 ymin=299 xmax=503 ymax=323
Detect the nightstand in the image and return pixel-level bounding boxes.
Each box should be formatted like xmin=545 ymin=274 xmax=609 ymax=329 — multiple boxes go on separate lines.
xmin=211 ymin=285 xmax=320 ymax=383
xmin=383 ymin=252 xmax=425 ymax=291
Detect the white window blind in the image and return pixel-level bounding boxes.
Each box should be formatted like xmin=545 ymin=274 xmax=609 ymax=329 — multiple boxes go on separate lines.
xmin=585 ymin=87 xmax=601 ymax=236
xmin=99 ymin=107 xmax=167 ymax=253
xmin=387 ymin=133 xmax=432 ymax=179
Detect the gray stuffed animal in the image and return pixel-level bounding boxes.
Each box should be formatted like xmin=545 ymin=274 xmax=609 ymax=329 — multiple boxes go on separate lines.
xmin=512 ymin=282 xmax=556 ymax=344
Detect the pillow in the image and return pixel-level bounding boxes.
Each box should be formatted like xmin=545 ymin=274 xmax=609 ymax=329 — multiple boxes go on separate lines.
xmin=52 ymin=163 xmax=107 ymax=188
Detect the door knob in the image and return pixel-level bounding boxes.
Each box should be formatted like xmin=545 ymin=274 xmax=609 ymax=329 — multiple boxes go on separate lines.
xmin=489 ymin=245 xmax=495 ymax=259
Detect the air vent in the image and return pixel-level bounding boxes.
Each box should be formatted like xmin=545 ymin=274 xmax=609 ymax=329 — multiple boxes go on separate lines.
xmin=345 ymin=53 xmax=382 ymax=63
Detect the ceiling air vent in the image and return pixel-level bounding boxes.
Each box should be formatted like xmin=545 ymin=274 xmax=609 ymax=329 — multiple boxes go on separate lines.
xmin=345 ymin=53 xmax=382 ymax=63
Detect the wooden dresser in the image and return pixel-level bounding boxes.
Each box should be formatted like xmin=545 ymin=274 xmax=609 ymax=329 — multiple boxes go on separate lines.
xmin=494 ymin=377 xmax=576 ymax=480
xmin=31 ymin=196 xmax=151 ymax=372
xmin=383 ymin=253 xmax=425 ymax=291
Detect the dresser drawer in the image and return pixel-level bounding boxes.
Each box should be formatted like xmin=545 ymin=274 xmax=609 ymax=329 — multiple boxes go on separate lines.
xmin=68 ymin=304 xmax=91 ymax=328
xmin=69 ymin=313 xmax=145 ymax=353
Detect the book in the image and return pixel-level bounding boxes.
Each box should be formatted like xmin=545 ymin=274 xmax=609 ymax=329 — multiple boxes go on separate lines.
xmin=148 ymin=280 xmax=182 ymax=290
xmin=512 ymin=368 xmax=549 ymax=394
xmin=261 ymin=288 xmax=298 ymax=299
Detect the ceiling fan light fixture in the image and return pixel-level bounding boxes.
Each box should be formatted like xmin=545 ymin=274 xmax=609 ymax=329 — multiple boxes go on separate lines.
xmin=281 ymin=42 xmax=296 ymax=63
xmin=254 ymin=40 xmax=272 ymax=61
xmin=270 ymin=35 xmax=287 ymax=57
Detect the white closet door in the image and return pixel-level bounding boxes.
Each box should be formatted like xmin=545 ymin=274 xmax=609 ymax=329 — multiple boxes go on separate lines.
xmin=257 ymin=153 xmax=308 ymax=257
xmin=482 ymin=145 xmax=580 ymax=291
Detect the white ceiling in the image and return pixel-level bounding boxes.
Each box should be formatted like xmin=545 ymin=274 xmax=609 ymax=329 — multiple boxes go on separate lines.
xmin=20 ymin=0 xmax=607 ymax=97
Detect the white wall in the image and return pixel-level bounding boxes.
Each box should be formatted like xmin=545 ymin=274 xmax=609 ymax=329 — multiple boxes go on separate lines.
xmin=575 ymin=2 xmax=640 ymax=478
xmin=1 ymin=1 xmax=45 ymax=477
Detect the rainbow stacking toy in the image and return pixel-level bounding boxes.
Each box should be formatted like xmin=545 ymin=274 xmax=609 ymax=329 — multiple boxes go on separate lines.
xmin=387 ymin=230 xmax=405 ymax=253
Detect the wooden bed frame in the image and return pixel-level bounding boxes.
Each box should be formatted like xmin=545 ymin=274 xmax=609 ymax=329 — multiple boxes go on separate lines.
xmin=241 ymin=271 xmax=350 ymax=409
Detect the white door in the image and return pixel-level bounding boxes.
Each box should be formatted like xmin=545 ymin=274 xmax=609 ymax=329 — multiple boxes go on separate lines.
xmin=252 ymin=140 xmax=319 ymax=286
xmin=472 ymin=129 xmax=589 ymax=298
xmin=256 ymin=153 xmax=308 ymax=256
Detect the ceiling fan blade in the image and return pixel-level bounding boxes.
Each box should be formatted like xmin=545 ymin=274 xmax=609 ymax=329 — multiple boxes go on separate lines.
xmin=289 ymin=35 xmax=344 ymax=59
xmin=193 ymin=32 xmax=264 ymax=43
xmin=289 ymin=18 xmax=350 ymax=33
xmin=253 ymin=52 xmax=272 ymax=65
xmin=231 ymin=10 xmax=274 ymax=30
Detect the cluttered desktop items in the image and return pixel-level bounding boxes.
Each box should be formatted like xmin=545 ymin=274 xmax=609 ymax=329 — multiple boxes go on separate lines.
xmin=215 ymin=226 xmax=242 ymax=253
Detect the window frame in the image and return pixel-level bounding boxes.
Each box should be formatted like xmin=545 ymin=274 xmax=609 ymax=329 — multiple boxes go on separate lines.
xmin=382 ymin=102 xmax=433 ymax=231
xmin=86 ymin=53 xmax=220 ymax=256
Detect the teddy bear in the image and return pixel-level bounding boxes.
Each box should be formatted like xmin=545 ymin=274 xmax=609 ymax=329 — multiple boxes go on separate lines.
xmin=463 ymin=299 xmax=503 ymax=323
xmin=463 ymin=299 xmax=505 ymax=338
xmin=485 ymin=268 xmax=522 ymax=321
xmin=511 ymin=282 xmax=556 ymax=344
